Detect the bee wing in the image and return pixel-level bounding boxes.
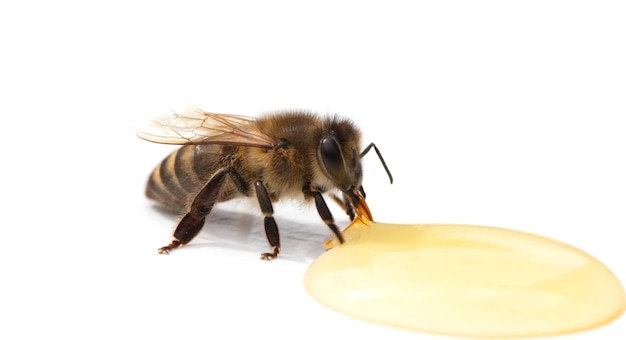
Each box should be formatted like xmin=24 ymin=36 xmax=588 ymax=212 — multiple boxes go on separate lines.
xmin=137 ymin=108 xmax=274 ymax=148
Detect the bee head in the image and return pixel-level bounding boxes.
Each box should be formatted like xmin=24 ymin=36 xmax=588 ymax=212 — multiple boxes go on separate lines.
xmin=316 ymin=118 xmax=365 ymax=209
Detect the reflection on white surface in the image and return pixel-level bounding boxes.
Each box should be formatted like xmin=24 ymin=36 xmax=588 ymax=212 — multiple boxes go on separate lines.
xmin=153 ymin=200 xmax=344 ymax=262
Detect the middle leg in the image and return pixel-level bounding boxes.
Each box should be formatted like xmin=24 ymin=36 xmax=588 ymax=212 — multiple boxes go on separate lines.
xmin=254 ymin=180 xmax=281 ymax=260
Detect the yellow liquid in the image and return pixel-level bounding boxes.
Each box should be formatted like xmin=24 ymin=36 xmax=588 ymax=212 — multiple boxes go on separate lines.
xmin=304 ymin=218 xmax=625 ymax=338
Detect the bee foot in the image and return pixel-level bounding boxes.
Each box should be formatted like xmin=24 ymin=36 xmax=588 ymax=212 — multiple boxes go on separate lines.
xmin=158 ymin=240 xmax=181 ymax=254
xmin=260 ymin=247 xmax=279 ymax=261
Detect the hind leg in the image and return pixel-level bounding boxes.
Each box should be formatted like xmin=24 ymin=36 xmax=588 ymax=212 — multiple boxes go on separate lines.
xmin=158 ymin=167 xmax=229 ymax=254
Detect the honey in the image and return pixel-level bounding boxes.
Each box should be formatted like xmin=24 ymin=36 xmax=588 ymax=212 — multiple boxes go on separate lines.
xmin=304 ymin=217 xmax=625 ymax=338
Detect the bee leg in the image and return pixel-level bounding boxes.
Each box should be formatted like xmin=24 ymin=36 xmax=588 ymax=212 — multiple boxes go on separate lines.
xmin=313 ymin=192 xmax=345 ymax=244
xmin=331 ymin=193 xmax=355 ymax=221
xmin=254 ymin=180 xmax=280 ymax=260
xmin=158 ymin=167 xmax=229 ymax=254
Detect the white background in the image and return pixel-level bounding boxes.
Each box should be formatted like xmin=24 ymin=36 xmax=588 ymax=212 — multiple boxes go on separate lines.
xmin=1 ymin=1 xmax=624 ymax=339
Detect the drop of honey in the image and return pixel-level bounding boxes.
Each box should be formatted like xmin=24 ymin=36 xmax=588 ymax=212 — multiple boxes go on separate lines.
xmin=304 ymin=217 xmax=625 ymax=338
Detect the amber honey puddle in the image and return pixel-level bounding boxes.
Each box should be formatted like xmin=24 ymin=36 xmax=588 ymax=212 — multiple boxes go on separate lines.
xmin=304 ymin=217 xmax=625 ymax=338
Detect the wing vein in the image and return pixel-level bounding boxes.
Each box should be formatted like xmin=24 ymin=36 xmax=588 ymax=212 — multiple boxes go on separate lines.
xmin=137 ymin=108 xmax=274 ymax=148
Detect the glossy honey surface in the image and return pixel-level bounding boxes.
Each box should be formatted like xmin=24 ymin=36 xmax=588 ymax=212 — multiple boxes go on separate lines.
xmin=305 ymin=218 xmax=625 ymax=338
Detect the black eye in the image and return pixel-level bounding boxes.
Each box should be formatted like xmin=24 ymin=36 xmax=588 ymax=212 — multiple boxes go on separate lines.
xmin=319 ymin=136 xmax=345 ymax=180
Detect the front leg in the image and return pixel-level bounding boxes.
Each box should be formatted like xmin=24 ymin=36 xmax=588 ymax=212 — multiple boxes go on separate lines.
xmin=331 ymin=192 xmax=359 ymax=221
xmin=254 ymin=180 xmax=281 ymax=260
xmin=158 ymin=167 xmax=229 ymax=254
xmin=313 ymin=192 xmax=345 ymax=244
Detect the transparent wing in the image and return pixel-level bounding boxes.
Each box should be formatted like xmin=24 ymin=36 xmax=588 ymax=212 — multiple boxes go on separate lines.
xmin=137 ymin=107 xmax=274 ymax=148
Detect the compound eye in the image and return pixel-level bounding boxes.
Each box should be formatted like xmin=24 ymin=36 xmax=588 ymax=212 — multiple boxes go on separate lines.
xmin=319 ymin=136 xmax=346 ymax=182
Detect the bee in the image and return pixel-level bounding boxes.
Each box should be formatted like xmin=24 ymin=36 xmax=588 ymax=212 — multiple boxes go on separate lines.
xmin=138 ymin=108 xmax=392 ymax=260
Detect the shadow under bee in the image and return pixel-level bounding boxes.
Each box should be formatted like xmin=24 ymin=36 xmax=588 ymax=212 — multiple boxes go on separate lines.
xmin=150 ymin=201 xmax=343 ymax=262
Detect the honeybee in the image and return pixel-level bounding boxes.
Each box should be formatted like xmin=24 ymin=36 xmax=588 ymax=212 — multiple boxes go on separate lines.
xmin=139 ymin=108 xmax=392 ymax=259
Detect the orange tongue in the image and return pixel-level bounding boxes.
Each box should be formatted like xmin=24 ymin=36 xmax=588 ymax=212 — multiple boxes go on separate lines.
xmin=324 ymin=197 xmax=374 ymax=249
xmin=355 ymin=196 xmax=372 ymax=221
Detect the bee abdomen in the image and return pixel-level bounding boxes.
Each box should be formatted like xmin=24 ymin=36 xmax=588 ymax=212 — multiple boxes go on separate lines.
xmin=145 ymin=146 xmax=207 ymax=213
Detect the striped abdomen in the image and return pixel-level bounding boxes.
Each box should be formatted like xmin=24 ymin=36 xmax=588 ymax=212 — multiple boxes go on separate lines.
xmin=145 ymin=145 xmax=240 ymax=213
